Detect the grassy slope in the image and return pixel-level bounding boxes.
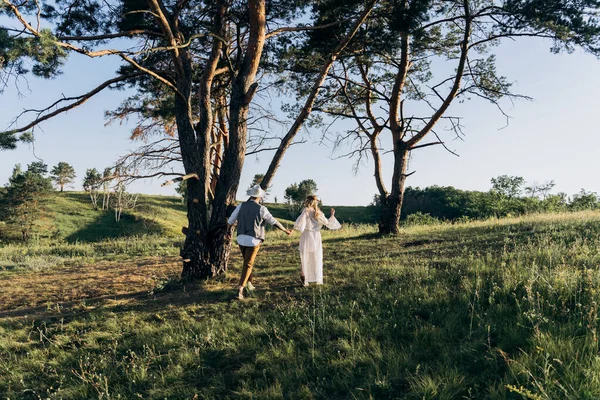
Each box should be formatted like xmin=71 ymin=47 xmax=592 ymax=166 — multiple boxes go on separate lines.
xmin=2 ymin=196 xmax=600 ymax=398
xmin=24 ymin=192 xmax=373 ymax=243
xmin=43 ymin=192 xmax=187 ymax=242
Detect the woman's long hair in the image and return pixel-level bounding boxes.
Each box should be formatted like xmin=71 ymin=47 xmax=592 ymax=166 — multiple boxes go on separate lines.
xmin=304 ymin=195 xmax=322 ymax=217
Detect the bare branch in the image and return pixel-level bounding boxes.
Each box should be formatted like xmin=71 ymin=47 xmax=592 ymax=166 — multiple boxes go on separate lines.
xmin=409 ymin=141 xmax=444 ymax=150
xmin=1 ymin=73 xmax=144 ymax=135
xmin=260 ymin=0 xmax=378 ymax=189
xmin=161 ymin=173 xmax=199 ymax=187
xmin=246 ymin=140 xmax=307 ymax=156
xmin=57 ymin=30 xmax=164 ymax=41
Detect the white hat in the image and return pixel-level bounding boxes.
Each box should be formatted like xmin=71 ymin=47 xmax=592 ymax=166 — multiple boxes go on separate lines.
xmin=246 ymin=184 xmax=267 ymax=198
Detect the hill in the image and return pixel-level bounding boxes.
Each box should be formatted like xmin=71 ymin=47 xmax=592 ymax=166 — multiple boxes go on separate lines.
xmin=0 ymin=192 xmax=375 ymax=243
xmin=2 ymin=210 xmax=600 ymax=398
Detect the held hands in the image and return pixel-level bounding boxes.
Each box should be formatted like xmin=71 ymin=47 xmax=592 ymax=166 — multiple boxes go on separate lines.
xmin=285 ymin=229 xmax=293 ymax=236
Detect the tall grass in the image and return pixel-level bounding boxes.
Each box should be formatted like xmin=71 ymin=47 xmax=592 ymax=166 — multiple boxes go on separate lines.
xmin=2 ymin=212 xmax=600 ymax=398
xmin=0 ymin=235 xmax=182 ymax=271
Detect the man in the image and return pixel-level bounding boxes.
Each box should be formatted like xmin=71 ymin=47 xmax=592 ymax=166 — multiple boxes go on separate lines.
xmin=228 ymin=184 xmax=292 ymax=299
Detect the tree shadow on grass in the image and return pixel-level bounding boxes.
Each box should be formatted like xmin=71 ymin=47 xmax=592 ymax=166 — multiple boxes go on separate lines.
xmin=64 ymin=211 xmax=165 ymax=243
xmin=323 ymin=232 xmax=383 ymax=245
xmin=16 ymin=268 xmax=535 ymax=398
xmin=0 ymin=244 xmax=299 ymax=321
xmin=0 ymin=233 xmax=544 ymax=399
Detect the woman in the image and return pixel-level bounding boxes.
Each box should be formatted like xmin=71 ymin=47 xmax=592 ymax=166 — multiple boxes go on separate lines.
xmin=293 ymin=195 xmax=341 ymax=286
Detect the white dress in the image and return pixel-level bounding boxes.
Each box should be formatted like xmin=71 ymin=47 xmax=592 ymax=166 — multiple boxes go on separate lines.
xmin=293 ymin=208 xmax=342 ymax=284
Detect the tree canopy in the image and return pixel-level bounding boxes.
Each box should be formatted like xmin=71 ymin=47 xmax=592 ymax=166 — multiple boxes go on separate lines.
xmin=276 ymin=0 xmax=600 ymax=233
xmin=51 ymin=162 xmax=76 ymax=192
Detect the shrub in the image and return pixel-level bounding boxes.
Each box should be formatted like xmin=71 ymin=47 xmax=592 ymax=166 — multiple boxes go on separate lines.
xmin=403 ymin=212 xmax=441 ymax=226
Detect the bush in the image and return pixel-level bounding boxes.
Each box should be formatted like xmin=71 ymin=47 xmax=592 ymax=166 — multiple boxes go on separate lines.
xmin=403 ymin=212 xmax=441 ymax=226
xmin=453 ymin=215 xmax=472 ymax=224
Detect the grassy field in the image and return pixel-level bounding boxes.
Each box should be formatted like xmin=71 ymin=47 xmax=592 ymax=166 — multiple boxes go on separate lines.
xmin=2 ymin=194 xmax=600 ymax=398
xmin=0 ymin=192 xmax=374 ymax=243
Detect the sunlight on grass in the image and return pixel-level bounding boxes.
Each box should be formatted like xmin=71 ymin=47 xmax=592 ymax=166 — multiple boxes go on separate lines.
xmin=3 ymin=210 xmax=600 ymax=398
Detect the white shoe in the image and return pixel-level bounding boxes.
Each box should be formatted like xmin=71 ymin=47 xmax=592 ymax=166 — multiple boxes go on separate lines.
xmin=236 ymin=287 xmax=244 ymax=300
xmin=246 ymin=282 xmax=255 ymax=291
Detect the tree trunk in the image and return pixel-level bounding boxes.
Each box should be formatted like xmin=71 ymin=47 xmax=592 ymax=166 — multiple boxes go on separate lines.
xmin=380 ymin=193 xmax=404 ymax=234
xmin=180 ymin=196 xmax=235 ymax=280
xmin=177 ymin=2 xmax=230 ymax=280
xmin=379 ymin=144 xmax=409 ymax=234
xmin=179 ymin=0 xmax=265 ymax=281
xmin=176 ymin=87 xmax=223 ymax=279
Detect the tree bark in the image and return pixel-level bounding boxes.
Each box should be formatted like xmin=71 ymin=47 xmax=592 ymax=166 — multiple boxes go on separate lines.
xmin=379 ymin=143 xmax=409 ymax=234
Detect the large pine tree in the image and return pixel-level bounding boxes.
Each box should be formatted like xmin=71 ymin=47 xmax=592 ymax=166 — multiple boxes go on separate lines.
xmin=0 ymin=0 xmax=375 ymax=279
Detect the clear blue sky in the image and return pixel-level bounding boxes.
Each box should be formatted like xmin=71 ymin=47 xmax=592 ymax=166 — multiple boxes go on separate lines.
xmin=1 ymin=37 xmax=598 ymax=206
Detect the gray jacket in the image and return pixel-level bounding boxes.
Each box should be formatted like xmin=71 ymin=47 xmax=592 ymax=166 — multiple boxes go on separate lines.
xmin=237 ymin=201 xmax=266 ymax=241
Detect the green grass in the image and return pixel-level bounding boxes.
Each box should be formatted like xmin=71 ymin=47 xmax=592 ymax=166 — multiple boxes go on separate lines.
xmin=0 ymin=192 xmax=174 ymax=243
xmin=2 ymin=212 xmax=600 ymax=398
xmin=43 ymin=193 xmax=186 ymax=242
xmin=1 ymin=192 xmax=374 ymax=244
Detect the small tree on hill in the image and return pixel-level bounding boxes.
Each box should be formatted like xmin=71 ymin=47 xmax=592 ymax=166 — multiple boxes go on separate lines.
xmin=524 ymin=182 xmax=540 ymax=199
xmin=491 ymin=175 xmax=525 ymax=199
xmin=83 ymin=168 xmax=103 ymax=209
xmin=176 ymin=181 xmax=187 ymax=204
xmin=539 ymin=180 xmax=556 ymax=200
xmin=50 ymin=162 xmax=76 ymax=192
xmin=111 ymin=179 xmax=139 ymax=222
xmin=0 ymin=162 xmax=53 ymax=241
xmin=250 ymin=174 xmax=265 ymax=187
xmin=525 ymin=180 xmax=556 ymax=200
xmin=284 ymin=179 xmax=318 ymax=216
xmin=101 ymin=168 xmax=113 ymax=211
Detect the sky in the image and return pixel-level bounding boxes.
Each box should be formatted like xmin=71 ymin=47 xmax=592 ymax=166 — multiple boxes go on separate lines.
xmin=1 ymin=37 xmax=599 ymax=206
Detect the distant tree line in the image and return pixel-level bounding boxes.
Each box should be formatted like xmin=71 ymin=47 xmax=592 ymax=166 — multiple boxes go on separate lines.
xmin=370 ymin=175 xmax=600 ymax=223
